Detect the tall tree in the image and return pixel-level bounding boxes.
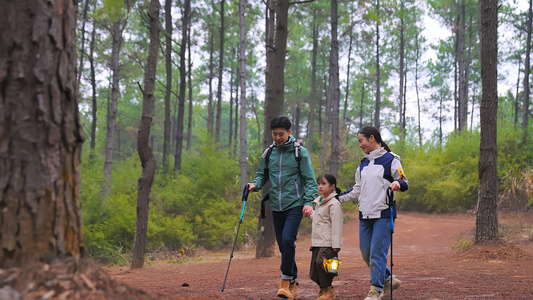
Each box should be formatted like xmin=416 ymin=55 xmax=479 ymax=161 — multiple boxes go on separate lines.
xmin=215 ymin=0 xmax=225 ymax=143
xmin=207 ymin=33 xmax=215 ymax=135
xmin=239 ymin=0 xmax=248 ymax=187
xmin=457 ymin=0 xmax=468 ymax=130
xmin=102 ymin=12 xmax=126 ymax=198
xmin=398 ymin=0 xmax=406 ymax=140
xmin=131 ymin=0 xmax=160 ymax=269
xmin=475 ymin=0 xmax=498 ymax=243
xmin=162 ymin=0 xmax=173 ymax=172
xmin=174 ymin=0 xmax=191 ymax=172
xmin=89 ymin=21 xmax=98 ymax=160
xmin=307 ymin=10 xmax=319 ymax=154
xmin=0 ymin=0 xmax=84 ymax=267
xmin=256 ymin=0 xmax=277 ymax=259
xmin=329 ymin=0 xmax=340 ymax=176
xmin=374 ymin=0 xmax=382 ymax=130
xmin=522 ymin=0 xmax=532 ymax=144
xmin=187 ymin=14 xmax=194 ymax=151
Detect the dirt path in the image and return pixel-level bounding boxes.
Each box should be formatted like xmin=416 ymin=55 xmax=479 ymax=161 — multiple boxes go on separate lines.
xmin=108 ymin=212 xmax=533 ymax=299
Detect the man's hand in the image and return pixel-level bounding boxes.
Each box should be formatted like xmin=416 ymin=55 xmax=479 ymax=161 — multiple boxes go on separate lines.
xmin=248 ymin=183 xmax=256 ymax=191
xmin=302 ymin=205 xmax=313 ymax=217
xmin=389 ymin=181 xmax=400 ymax=192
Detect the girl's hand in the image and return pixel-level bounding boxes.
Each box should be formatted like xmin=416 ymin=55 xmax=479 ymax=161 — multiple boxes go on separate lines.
xmin=389 ymin=181 xmax=400 ymax=192
xmin=333 ymin=248 xmax=340 ymax=252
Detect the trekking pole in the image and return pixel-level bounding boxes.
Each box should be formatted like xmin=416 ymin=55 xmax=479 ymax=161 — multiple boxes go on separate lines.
xmin=221 ymin=184 xmax=250 ymax=292
xmin=386 ymin=187 xmax=395 ymax=300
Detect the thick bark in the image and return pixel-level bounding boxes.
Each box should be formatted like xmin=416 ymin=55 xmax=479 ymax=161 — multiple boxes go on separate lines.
xmin=89 ymin=22 xmax=97 ymax=159
xmin=215 ymin=0 xmax=225 ymax=143
xmin=0 ymin=0 xmax=84 ymax=268
xmin=475 ymin=0 xmax=498 ymax=243
xmin=374 ymin=0 xmax=381 ymax=130
xmin=522 ymin=0 xmax=532 ymax=144
xmin=174 ymin=0 xmax=190 ymax=172
xmin=239 ymin=0 xmax=248 ymax=188
xmin=256 ymin=0 xmax=280 ymax=259
xmin=163 ymin=0 xmax=172 ymax=172
xmin=329 ymin=0 xmax=340 ymax=176
xmin=102 ymin=21 xmax=123 ymax=198
xmin=131 ymin=0 xmax=160 ymax=269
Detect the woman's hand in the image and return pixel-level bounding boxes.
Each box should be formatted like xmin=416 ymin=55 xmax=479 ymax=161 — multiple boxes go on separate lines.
xmin=389 ymin=181 xmax=400 ymax=192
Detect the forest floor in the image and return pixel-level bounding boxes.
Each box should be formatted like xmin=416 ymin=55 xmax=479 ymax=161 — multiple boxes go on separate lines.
xmin=106 ymin=210 xmax=533 ymax=300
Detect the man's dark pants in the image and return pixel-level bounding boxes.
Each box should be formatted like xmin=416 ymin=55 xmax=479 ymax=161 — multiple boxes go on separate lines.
xmin=272 ymin=205 xmax=303 ymax=281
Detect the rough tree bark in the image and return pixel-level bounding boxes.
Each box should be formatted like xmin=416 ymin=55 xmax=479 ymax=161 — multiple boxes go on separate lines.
xmin=256 ymin=0 xmax=277 ymax=259
xmin=0 ymin=0 xmax=84 ymax=268
xmin=329 ymin=0 xmax=340 ymax=176
xmin=475 ymin=0 xmax=499 ymax=243
xmin=131 ymin=0 xmax=160 ymax=269
xmin=174 ymin=0 xmax=191 ymax=172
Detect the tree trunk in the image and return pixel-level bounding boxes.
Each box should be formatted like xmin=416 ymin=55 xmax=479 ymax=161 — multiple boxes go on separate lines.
xmin=360 ymin=80 xmax=365 ymax=129
xmin=329 ymin=0 xmax=340 ymax=176
xmin=233 ymin=75 xmax=239 ymax=156
xmin=239 ymin=0 xmax=248 ymax=188
xmin=398 ymin=0 xmax=405 ymax=140
xmin=344 ymin=25 xmax=354 ymax=123
xmin=515 ymin=54 xmax=521 ymax=128
xmin=131 ymin=0 xmax=160 ymax=269
xmin=458 ymin=0 xmax=467 ymax=131
xmin=374 ymin=0 xmax=381 ymax=130
xmin=89 ymin=22 xmax=97 ymax=161
xmin=307 ymin=11 xmax=318 ymax=153
xmin=415 ymin=33 xmax=422 ymax=147
xmin=464 ymin=13 xmax=473 ymax=124
xmin=102 ymin=21 xmax=123 ymax=198
xmin=187 ymin=17 xmax=193 ymax=151
xmin=256 ymin=0 xmax=285 ymax=259
xmin=174 ymin=0 xmax=190 ymax=172
xmin=215 ymin=0 xmax=225 ymax=143
xmin=163 ymin=0 xmax=173 ymax=172
xmin=0 ymin=0 xmax=84 ymax=268
xmin=294 ymin=102 xmax=301 ymax=138
xmin=475 ymin=0 xmax=499 ymax=243
xmin=522 ymin=0 xmax=532 ymax=144
xmin=208 ymin=33 xmax=215 ymax=135
xmin=229 ymin=68 xmax=234 ymax=146
xmin=77 ymin=0 xmax=90 ymax=99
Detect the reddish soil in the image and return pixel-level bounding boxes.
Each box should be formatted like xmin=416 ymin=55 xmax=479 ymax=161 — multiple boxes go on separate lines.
xmin=106 ymin=211 xmax=533 ymax=299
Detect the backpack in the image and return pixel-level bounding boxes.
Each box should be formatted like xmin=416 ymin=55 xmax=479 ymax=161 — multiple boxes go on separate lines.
xmin=261 ymin=139 xmax=303 ymax=173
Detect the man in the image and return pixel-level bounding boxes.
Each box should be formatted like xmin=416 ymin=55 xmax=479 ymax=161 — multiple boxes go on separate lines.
xmin=249 ymin=116 xmax=318 ymax=299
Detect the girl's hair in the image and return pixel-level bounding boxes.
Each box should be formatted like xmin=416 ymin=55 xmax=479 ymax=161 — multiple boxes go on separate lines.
xmin=317 ymin=173 xmax=342 ymax=196
xmin=358 ymin=126 xmax=391 ymax=152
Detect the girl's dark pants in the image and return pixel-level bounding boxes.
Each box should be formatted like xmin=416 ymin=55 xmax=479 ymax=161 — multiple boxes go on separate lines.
xmin=309 ymin=247 xmax=337 ymax=288
xmin=272 ymin=205 xmax=303 ymax=281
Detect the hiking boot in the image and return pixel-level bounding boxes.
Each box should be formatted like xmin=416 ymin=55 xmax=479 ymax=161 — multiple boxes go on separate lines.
xmin=380 ymin=277 xmax=401 ymax=300
xmin=364 ymin=288 xmax=381 ymax=300
xmin=289 ymin=281 xmax=299 ymax=298
xmin=317 ymin=286 xmax=337 ymax=300
xmin=277 ymin=279 xmax=294 ymax=299
xmin=316 ymin=287 xmax=326 ymax=299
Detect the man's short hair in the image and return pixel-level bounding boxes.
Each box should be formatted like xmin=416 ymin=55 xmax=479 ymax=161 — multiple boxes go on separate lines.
xmin=270 ymin=116 xmax=291 ymax=130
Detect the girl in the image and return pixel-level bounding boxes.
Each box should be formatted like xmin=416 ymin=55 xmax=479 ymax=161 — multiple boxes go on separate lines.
xmin=309 ymin=173 xmax=343 ymax=300
xmin=339 ymin=126 xmax=408 ymax=300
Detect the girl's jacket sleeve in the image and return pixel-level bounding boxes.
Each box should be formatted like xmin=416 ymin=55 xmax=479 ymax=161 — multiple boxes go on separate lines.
xmin=338 ymin=167 xmax=361 ymax=204
xmin=331 ymin=200 xmax=343 ymax=249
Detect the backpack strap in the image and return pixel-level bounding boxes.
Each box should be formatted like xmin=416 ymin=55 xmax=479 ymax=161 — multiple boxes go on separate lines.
xmin=294 ymin=140 xmax=303 ymax=164
xmin=262 ymin=144 xmax=275 ymax=174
